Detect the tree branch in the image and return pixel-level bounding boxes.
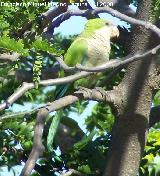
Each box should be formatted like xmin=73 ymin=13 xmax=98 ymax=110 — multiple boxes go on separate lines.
xmin=19 ymin=86 xmax=117 ymax=175
xmin=20 ymin=108 xmax=48 ymax=176
xmin=0 ymin=72 xmax=91 ymax=111
xmin=1 ymin=100 xmax=160 ymax=127
xmin=49 ymin=43 xmax=160 ymax=74
xmin=3 ymin=41 xmax=160 ymax=111
xmin=3 ymin=91 xmax=159 ymax=176
xmin=49 ymin=7 xmax=160 ymax=37
xmin=0 ymin=53 xmax=20 ymax=62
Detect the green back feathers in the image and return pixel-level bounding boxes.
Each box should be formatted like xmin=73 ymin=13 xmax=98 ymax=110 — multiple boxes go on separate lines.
xmin=64 ymin=38 xmax=88 ymax=66
xmin=81 ymin=18 xmax=110 ymax=37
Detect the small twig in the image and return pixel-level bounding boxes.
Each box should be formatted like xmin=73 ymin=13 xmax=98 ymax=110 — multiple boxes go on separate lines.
xmin=0 ymin=104 xmax=47 ymax=121
xmin=40 ymin=71 xmax=91 ymax=86
xmin=49 ymin=54 xmax=75 ymax=72
xmin=0 ymin=110 xmax=34 ymax=121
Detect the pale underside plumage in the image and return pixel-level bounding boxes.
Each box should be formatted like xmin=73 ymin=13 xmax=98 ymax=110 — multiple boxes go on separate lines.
xmin=64 ymin=26 xmax=113 ymax=68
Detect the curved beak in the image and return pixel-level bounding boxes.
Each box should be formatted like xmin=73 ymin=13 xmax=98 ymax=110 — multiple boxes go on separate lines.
xmin=111 ymin=26 xmax=119 ymax=38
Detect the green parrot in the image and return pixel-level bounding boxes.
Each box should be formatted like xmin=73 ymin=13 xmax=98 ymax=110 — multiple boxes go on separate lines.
xmin=47 ymin=18 xmax=119 ymax=151
xmin=64 ymin=18 xmax=119 ymax=68
xmin=56 ymin=18 xmax=119 ymax=97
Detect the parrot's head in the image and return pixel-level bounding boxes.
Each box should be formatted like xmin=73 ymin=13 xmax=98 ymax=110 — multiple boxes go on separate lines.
xmin=83 ymin=18 xmax=119 ymax=39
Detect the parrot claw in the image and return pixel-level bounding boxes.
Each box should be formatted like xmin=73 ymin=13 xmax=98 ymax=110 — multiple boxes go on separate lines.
xmin=94 ymin=87 xmax=106 ymax=98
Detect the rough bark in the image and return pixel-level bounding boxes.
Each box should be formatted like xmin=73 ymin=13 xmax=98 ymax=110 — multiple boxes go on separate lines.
xmin=103 ymin=0 xmax=160 ymax=176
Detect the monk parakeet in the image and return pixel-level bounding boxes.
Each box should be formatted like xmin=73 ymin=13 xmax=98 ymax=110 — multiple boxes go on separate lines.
xmin=64 ymin=18 xmax=119 ymax=68
xmin=47 ymin=18 xmax=119 ymax=151
xmin=56 ymin=18 xmax=119 ymax=96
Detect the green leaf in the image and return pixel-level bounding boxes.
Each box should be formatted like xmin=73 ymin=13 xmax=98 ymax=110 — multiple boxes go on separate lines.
xmin=74 ymin=129 xmax=96 ymax=150
xmin=78 ymin=165 xmax=92 ymax=174
xmin=85 ymin=103 xmax=114 ymax=133
xmin=31 ymin=37 xmax=64 ymax=55
xmin=47 ymin=110 xmax=63 ymax=152
xmin=24 ymin=91 xmax=34 ymax=101
xmin=22 ymin=140 xmax=33 ymax=151
xmin=153 ymin=90 xmax=160 ymax=106
xmin=0 ymin=36 xmax=28 ymax=55
xmin=143 ymin=154 xmax=155 ymax=164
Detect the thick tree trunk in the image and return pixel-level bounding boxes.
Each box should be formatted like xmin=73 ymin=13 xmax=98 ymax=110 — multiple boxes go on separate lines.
xmin=103 ymin=0 xmax=159 ymax=176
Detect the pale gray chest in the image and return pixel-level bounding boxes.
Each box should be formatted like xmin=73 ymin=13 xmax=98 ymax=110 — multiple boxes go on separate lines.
xmin=84 ymin=34 xmax=111 ymax=67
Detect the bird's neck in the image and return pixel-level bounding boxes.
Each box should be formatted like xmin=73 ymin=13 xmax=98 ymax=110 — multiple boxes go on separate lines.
xmin=93 ymin=28 xmax=111 ymax=42
xmin=93 ymin=33 xmax=109 ymax=44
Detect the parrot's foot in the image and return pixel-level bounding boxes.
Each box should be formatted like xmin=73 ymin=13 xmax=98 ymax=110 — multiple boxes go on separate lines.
xmin=75 ymin=86 xmax=92 ymax=98
xmin=94 ymin=87 xmax=107 ymax=99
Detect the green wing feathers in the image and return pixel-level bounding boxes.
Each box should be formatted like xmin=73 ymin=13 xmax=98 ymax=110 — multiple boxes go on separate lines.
xmin=64 ymin=38 xmax=88 ymax=66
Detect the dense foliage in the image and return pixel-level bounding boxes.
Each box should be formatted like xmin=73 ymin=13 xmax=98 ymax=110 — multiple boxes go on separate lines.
xmin=0 ymin=0 xmax=160 ymax=176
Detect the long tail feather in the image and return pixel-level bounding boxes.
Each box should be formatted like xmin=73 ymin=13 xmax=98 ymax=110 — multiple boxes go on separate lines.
xmin=55 ymin=84 xmax=70 ymax=99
